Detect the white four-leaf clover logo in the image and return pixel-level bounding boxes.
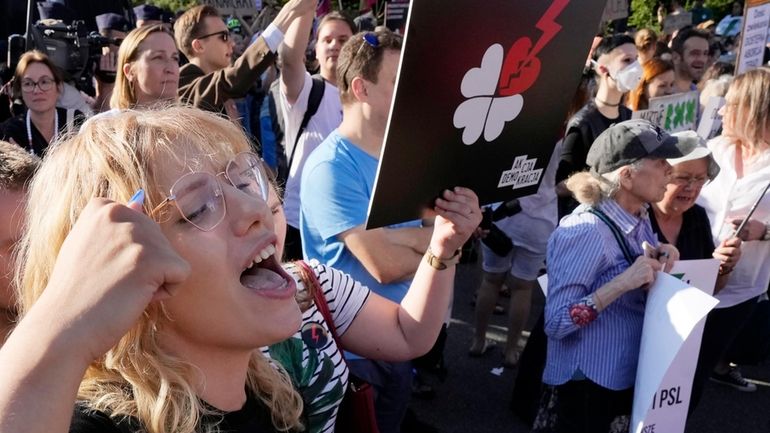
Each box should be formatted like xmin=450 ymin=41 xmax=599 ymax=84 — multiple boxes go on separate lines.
xmin=451 ymin=0 xmax=570 ymax=145
xmin=452 ymin=44 xmax=524 ymax=145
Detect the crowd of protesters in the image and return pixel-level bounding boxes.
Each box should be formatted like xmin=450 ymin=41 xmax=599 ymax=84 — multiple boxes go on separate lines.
xmin=0 ymin=1 xmax=769 ymax=433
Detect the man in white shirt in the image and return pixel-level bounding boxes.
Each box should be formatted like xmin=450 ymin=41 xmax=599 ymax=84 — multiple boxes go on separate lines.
xmin=278 ymin=11 xmax=356 ymax=260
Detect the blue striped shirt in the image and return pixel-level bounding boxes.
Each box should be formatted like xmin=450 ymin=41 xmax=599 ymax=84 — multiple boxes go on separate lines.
xmin=543 ymin=199 xmax=658 ymax=390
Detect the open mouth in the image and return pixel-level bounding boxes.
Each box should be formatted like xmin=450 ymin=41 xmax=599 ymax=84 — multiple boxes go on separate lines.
xmin=240 ymin=244 xmax=296 ymax=299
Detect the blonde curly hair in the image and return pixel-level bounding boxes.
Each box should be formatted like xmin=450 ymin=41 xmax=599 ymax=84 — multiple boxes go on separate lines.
xmin=16 ymin=105 xmax=303 ymax=433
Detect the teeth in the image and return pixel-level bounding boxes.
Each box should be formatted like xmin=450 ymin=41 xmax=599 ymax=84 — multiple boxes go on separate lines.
xmin=249 ymin=244 xmax=276 ymax=268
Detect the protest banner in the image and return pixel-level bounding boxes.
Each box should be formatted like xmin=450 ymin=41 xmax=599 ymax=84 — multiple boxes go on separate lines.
xmin=384 ymin=0 xmax=409 ymax=34
xmin=601 ymin=0 xmax=629 ymax=23
xmin=202 ymin=0 xmax=259 ymax=15
xmin=663 ymin=12 xmax=693 ymax=34
xmin=631 ymin=260 xmax=720 ymax=433
xmin=366 ymin=0 xmax=607 ymax=228
xmin=632 ymin=91 xmax=699 ymax=134
xmin=696 ymin=96 xmax=725 ymax=140
xmin=736 ymin=0 xmax=770 ymax=74
xmin=202 ymin=0 xmax=265 ymax=37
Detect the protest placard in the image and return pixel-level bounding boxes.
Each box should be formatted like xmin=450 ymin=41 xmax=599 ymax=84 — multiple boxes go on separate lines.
xmin=632 ymin=91 xmax=699 ymax=134
xmin=631 ymin=260 xmax=720 ymax=433
xmin=663 ymin=12 xmax=693 ymax=34
xmin=601 ymin=0 xmax=629 ymax=23
xmin=736 ymin=0 xmax=770 ymax=74
xmin=696 ymin=96 xmax=725 ymax=140
xmin=384 ymin=0 xmax=409 ymax=34
xmin=366 ymin=0 xmax=607 ymax=228
xmin=201 ymin=0 xmax=258 ymax=15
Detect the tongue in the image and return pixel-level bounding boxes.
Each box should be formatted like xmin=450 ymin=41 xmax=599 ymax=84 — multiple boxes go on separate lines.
xmin=241 ymin=267 xmax=286 ymax=291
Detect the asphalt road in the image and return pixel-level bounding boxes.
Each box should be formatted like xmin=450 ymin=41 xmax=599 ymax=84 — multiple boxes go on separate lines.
xmin=409 ymin=251 xmax=770 ymax=433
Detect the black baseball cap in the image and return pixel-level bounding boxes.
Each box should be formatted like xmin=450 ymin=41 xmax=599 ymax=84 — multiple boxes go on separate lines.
xmin=587 ymin=119 xmax=687 ymax=175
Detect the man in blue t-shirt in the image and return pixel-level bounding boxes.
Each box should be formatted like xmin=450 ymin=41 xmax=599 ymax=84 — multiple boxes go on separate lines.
xmin=299 ymin=29 xmax=433 ymax=433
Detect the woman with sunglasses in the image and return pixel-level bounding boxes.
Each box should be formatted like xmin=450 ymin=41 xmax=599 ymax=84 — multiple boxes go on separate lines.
xmin=0 ymin=51 xmax=85 ymax=155
xmin=0 ymin=105 xmax=480 ymax=433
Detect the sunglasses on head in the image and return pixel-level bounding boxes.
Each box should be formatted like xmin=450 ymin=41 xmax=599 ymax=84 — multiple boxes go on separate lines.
xmin=341 ymin=32 xmax=381 ymax=89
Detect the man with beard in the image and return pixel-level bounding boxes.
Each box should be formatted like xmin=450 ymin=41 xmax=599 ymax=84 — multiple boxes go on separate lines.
xmin=671 ymin=28 xmax=710 ymax=93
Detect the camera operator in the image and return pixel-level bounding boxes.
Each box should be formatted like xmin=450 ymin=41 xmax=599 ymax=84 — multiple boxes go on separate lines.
xmin=91 ymin=13 xmax=129 ymax=113
xmin=32 ymin=2 xmax=93 ymax=116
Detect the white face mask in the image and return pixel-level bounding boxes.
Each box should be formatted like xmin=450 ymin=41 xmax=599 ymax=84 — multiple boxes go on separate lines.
xmin=592 ymin=59 xmax=643 ymax=93
xmin=612 ymin=60 xmax=643 ymax=93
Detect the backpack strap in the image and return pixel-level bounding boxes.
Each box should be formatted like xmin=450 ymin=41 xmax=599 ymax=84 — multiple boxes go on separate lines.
xmin=587 ymin=207 xmax=637 ymax=266
xmin=287 ymin=74 xmax=326 ymax=171
xmin=296 ymin=260 xmax=348 ymax=363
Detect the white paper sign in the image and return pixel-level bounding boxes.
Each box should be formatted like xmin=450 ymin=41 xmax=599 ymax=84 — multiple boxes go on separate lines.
xmin=538 ymin=274 xmax=548 ymax=297
xmin=632 ymin=91 xmax=699 ymax=133
xmin=631 ymin=259 xmax=720 ymax=433
xmin=696 ymin=96 xmax=725 ymax=140
xmin=663 ymin=12 xmax=693 ymax=34
xmin=737 ymin=2 xmax=770 ymax=74
xmin=602 ymin=0 xmax=629 ymax=23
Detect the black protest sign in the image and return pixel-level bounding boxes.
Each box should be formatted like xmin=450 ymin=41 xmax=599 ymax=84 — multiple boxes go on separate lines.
xmin=366 ymin=0 xmax=607 ymax=229
xmin=384 ymin=0 xmax=409 ymax=34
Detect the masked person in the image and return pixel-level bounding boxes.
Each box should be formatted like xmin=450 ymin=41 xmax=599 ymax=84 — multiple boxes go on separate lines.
xmin=556 ymin=35 xmax=641 ymax=218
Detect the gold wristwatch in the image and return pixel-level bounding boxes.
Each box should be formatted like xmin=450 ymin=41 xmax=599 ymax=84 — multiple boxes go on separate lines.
xmin=424 ymin=247 xmax=461 ymax=270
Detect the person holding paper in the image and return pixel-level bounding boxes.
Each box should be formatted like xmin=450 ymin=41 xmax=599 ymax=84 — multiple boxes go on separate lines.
xmin=691 ymin=68 xmax=770 ymax=404
xmin=539 ymin=119 xmax=684 ymax=433
xmin=649 ymin=131 xmax=740 ymax=288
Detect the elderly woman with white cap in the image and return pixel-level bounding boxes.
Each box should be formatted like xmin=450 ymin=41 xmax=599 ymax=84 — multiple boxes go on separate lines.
xmin=649 ymin=131 xmax=741 ymax=291
xmin=540 ymin=119 xmax=683 ymax=433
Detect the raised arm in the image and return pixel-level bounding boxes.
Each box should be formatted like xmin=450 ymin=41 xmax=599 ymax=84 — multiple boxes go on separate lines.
xmin=179 ymin=0 xmax=315 ymax=107
xmin=279 ymin=10 xmax=315 ymax=105
xmin=0 ymin=198 xmax=189 ymax=433
xmin=340 ymin=187 xmax=481 ymax=360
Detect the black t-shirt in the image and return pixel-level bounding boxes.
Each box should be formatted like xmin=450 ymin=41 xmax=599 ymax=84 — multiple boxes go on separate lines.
xmin=0 ymin=107 xmax=85 ymax=156
xmin=70 ymin=393 xmax=280 ymax=433
xmin=556 ymin=101 xmax=632 ymax=218
xmin=649 ymin=204 xmax=716 ymax=261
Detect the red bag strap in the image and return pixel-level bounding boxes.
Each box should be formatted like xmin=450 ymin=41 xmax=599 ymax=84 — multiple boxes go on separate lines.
xmin=295 ymin=260 xmax=347 ymax=362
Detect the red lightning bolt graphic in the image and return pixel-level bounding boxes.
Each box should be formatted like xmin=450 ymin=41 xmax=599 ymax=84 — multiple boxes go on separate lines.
xmin=497 ymin=0 xmax=571 ymax=96
xmin=311 ymin=325 xmax=320 ymax=344
xmin=527 ymin=0 xmax=570 ymax=67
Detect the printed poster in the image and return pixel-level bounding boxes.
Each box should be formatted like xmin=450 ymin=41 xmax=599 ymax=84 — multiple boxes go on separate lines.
xmin=367 ymin=0 xmax=607 ymax=228
xmin=631 ymin=260 xmax=720 ymax=433
xmin=632 ymin=91 xmax=699 ymax=134
xmin=384 ymin=0 xmax=409 ymax=34
xmin=736 ymin=0 xmax=770 ymax=74
xmin=602 ymin=0 xmax=629 ymax=23
xmin=663 ymin=12 xmax=693 ymax=34
xmin=696 ymin=96 xmax=725 ymax=141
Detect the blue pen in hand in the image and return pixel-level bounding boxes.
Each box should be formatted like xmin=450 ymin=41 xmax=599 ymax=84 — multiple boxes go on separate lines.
xmin=128 ymin=189 xmax=145 ymax=207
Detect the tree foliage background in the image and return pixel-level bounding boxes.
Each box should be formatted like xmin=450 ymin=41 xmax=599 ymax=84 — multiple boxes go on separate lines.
xmin=629 ymin=0 xmax=741 ymax=31
xmin=130 ymin=0 xmax=376 ymax=14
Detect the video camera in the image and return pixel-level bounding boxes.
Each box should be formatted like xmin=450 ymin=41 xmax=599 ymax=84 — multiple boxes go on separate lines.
xmin=479 ymin=199 xmax=523 ymax=257
xmin=7 ymin=20 xmax=119 ymax=96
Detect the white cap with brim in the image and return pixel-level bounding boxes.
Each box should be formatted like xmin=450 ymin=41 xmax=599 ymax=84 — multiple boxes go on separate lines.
xmin=668 ymin=131 xmax=721 ymax=181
